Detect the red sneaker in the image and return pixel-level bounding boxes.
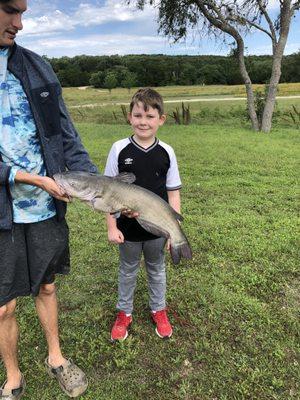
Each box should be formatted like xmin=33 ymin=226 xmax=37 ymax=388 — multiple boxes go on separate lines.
xmin=111 ymin=311 xmax=132 ymax=341
xmin=151 ymin=309 xmax=173 ymax=338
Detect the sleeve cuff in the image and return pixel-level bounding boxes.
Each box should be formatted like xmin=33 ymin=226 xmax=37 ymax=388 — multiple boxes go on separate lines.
xmin=8 ymin=167 xmax=18 ymax=185
xmin=166 ymin=185 xmax=182 ymax=191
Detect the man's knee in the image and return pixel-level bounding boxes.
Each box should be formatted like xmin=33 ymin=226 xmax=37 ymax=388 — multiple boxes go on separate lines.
xmin=38 ymin=283 xmax=56 ymax=297
xmin=0 ymin=299 xmax=17 ymax=320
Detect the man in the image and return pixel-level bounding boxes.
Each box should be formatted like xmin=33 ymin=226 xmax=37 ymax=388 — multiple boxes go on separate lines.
xmin=0 ymin=0 xmax=97 ymax=398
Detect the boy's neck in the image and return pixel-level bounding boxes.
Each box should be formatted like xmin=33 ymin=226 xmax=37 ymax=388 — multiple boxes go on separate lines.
xmin=132 ymin=135 xmax=156 ymax=149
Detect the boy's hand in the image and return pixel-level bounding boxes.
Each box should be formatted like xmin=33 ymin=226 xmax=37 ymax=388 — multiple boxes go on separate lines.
xmin=166 ymin=239 xmax=171 ymax=252
xmin=121 ymin=208 xmax=139 ymax=218
xmin=108 ymin=228 xmax=124 ymax=244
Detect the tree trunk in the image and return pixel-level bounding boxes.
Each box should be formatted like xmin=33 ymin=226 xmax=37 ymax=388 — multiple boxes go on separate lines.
xmin=261 ymin=2 xmax=292 ymax=132
xmin=260 ymin=48 xmax=284 ymax=132
xmin=236 ymin=37 xmax=260 ymax=131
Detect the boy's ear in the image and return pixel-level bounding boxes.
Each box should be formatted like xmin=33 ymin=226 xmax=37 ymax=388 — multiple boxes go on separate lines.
xmin=127 ymin=112 xmax=132 ymax=123
xmin=159 ymin=114 xmax=167 ymax=126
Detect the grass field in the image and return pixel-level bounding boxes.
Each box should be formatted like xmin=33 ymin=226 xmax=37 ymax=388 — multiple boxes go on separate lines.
xmin=64 ymin=83 xmax=300 ymax=128
xmin=63 ymin=83 xmax=300 ymax=106
xmin=3 ymin=124 xmax=299 ymax=399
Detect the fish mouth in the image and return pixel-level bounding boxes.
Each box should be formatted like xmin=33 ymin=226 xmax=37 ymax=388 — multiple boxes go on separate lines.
xmin=53 ymin=178 xmax=73 ymax=201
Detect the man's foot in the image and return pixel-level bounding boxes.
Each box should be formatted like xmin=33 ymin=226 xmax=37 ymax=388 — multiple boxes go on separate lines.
xmin=0 ymin=375 xmax=25 ymax=400
xmin=151 ymin=309 xmax=173 ymax=338
xmin=111 ymin=311 xmax=132 ymax=341
xmin=45 ymin=358 xmax=88 ymax=398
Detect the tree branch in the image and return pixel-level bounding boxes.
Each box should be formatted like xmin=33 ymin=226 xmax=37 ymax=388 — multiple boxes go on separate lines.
xmin=257 ymin=0 xmax=277 ymax=44
xmin=227 ymin=14 xmax=274 ymax=41
xmin=291 ymin=0 xmax=300 ymax=11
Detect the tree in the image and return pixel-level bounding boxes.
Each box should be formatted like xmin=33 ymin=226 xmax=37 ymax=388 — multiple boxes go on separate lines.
xmin=121 ymin=71 xmax=138 ymax=92
xmin=104 ymin=71 xmax=118 ymax=93
xmin=127 ymin=0 xmax=300 ymax=132
xmin=56 ymin=65 xmax=89 ymax=87
xmin=89 ymin=71 xmax=106 ymax=88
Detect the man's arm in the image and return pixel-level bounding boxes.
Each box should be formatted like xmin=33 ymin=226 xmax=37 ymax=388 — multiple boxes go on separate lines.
xmin=14 ymin=170 xmax=70 ymax=202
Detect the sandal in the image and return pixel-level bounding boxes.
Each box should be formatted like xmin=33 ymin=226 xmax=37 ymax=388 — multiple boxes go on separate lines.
xmin=0 ymin=375 xmax=25 ymax=400
xmin=45 ymin=358 xmax=88 ymax=398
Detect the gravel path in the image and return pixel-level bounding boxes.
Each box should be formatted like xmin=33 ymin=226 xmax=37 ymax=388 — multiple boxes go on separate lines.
xmin=69 ymin=95 xmax=300 ymax=109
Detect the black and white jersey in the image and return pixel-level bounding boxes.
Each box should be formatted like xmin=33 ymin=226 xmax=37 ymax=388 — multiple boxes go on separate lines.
xmin=104 ymin=136 xmax=182 ymax=241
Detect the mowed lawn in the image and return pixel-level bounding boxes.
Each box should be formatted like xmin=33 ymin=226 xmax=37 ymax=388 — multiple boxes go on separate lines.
xmin=3 ymin=124 xmax=299 ymax=399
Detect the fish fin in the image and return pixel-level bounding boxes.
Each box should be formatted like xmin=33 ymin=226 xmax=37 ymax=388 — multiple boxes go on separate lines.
xmin=113 ymin=172 xmax=136 ymax=184
xmin=91 ymin=197 xmax=115 ymax=213
xmin=170 ymin=241 xmax=192 ymax=265
xmin=136 ymin=218 xmax=170 ymax=238
xmin=110 ymin=211 xmax=121 ymax=219
xmin=172 ymin=210 xmax=184 ymax=222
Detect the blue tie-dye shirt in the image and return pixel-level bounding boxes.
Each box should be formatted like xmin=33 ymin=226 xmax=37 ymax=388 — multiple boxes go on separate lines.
xmin=0 ymin=47 xmax=56 ymax=223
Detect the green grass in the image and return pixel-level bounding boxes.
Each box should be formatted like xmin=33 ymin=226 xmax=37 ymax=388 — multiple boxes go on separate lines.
xmin=63 ymin=83 xmax=300 ymax=106
xmin=65 ymin=83 xmax=300 ymax=128
xmin=3 ymin=124 xmax=299 ymax=399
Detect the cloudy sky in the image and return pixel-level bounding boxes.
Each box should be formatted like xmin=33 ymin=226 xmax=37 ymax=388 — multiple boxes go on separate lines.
xmin=17 ymin=0 xmax=300 ymax=58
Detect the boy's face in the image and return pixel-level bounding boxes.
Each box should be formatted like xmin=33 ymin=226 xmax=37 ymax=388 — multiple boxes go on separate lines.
xmin=0 ymin=0 xmax=26 ymax=47
xmin=128 ymin=102 xmax=166 ymax=141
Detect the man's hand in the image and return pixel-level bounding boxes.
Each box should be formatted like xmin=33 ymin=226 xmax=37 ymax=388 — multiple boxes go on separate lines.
xmin=39 ymin=176 xmax=71 ymax=202
xmin=108 ymin=227 xmax=124 ymax=244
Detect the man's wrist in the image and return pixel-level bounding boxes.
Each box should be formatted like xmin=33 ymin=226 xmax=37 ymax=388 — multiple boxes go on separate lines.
xmin=15 ymin=171 xmax=45 ymax=187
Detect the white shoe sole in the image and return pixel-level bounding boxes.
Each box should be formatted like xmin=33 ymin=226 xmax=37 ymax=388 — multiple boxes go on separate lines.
xmin=155 ymin=327 xmax=173 ymax=339
xmin=111 ymin=330 xmax=128 ymax=342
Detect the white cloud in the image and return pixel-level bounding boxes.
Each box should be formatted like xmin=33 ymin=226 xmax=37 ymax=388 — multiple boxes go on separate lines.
xmin=21 ymin=33 xmax=196 ymax=57
xmin=19 ymin=0 xmax=156 ymax=37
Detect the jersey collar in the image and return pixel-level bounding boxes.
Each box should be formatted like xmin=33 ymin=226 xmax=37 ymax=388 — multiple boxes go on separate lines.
xmin=130 ymin=135 xmax=158 ymax=153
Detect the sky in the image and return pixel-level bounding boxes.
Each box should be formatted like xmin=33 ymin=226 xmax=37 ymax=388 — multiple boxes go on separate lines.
xmin=17 ymin=0 xmax=300 ymax=58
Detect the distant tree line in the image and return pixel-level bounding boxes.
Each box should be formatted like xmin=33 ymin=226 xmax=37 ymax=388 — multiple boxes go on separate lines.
xmin=45 ymin=52 xmax=300 ymax=88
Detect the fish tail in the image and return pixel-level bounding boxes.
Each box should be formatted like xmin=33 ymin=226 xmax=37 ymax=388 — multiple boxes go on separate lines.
xmin=170 ymin=240 xmax=192 ymax=265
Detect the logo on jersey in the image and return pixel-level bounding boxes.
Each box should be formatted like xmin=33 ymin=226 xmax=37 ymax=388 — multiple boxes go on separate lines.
xmin=40 ymin=91 xmax=49 ymax=98
xmin=124 ymin=158 xmax=133 ymax=165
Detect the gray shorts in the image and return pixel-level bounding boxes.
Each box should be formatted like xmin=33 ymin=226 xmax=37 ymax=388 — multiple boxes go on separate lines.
xmin=0 ymin=216 xmax=70 ymax=307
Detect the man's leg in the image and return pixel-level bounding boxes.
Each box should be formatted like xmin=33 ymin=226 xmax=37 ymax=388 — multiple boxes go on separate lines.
xmin=0 ymin=299 xmax=22 ymax=390
xmin=35 ymin=282 xmax=88 ymax=397
xmin=34 ymin=283 xmax=66 ymax=368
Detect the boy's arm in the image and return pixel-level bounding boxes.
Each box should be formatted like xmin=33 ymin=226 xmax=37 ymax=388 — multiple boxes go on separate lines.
xmin=106 ymin=213 xmax=124 ymax=244
xmin=166 ymin=189 xmax=181 ymax=251
xmin=167 ymin=189 xmax=181 ymax=214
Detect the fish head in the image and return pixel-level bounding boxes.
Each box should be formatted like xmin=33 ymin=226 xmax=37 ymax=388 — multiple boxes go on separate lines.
xmin=53 ymin=171 xmax=100 ymax=201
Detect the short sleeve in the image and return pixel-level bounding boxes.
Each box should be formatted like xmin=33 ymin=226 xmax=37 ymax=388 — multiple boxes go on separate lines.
xmin=8 ymin=166 xmax=18 ymax=185
xmin=104 ymin=143 xmax=119 ymax=177
xmin=166 ymin=148 xmax=182 ymax=190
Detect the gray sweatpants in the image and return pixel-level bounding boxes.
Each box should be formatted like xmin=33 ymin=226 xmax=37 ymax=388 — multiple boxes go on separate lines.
xmin=117 ymin=237 xmax=167 ymax=314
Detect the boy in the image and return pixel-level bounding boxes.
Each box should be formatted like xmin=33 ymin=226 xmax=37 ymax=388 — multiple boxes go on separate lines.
xmin=105 ymin=88 xmax=182 ymax=341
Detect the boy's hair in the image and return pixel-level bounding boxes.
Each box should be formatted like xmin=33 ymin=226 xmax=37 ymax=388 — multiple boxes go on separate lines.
xmin=0 ymin=0 xmax=11 ymax=3
xmin=130 ymin=88 xmax=164 ymax=116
